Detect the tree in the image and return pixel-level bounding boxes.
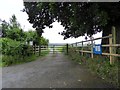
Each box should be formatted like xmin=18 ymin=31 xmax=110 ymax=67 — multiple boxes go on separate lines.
xmin=24 ymin=30 xmax=49 ymax=46
xmin=41 ymin=37 xmax=49 ymax=46
xmin=24 ymin=30 xmax=37 ymax=43
xmin=1 ymin=15 xmax=26 ymax=41
xmin=9 ymin=14 xmax=21 ymax=29
xmin=23 ymin=2 xmax=120 ymax=44
xmin=1 ymin=20 xmax=10 ymax=37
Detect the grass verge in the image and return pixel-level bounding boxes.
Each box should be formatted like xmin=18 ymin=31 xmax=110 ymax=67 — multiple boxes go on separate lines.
xmin=1 ymin=50 xmax=49 ymax=67
xmin=66 ymin=47 xmax=119 ymax=88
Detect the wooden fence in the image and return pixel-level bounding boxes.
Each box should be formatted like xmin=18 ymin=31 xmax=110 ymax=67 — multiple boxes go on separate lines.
xmin=32 ymin=45 xmax=65 ymax=54
xmin=32 ymin=45 xmax=48 ymax=54
xmin=70 ymin=27 xmax=120 ymax=64
xmin=49 ymin=45 xmax=65 ymax=53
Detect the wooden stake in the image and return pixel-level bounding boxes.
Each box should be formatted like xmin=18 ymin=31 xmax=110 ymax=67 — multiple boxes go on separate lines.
xmin=91 ymin=37 xmax=93 ymax=58
xmin=109 ymin=34 xmax=114 ymax=64
xmin=112 ymin=26 xmax=116 ymax=61
xmin=66 ymin=44 xmax=68 ymax=55
xmin=81 ymin=41 xmax=83 ymax=56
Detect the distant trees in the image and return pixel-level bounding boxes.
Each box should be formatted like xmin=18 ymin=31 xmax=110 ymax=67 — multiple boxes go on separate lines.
xmin=24 ymin=30 xmax=49 ymax=46
xmin=0 ymin=14 xmax=49 ymax=46
xmin=1 ymin=14 xmax=49 ymax=66
xmin=1 ymin=14 xmax=25 ymax=41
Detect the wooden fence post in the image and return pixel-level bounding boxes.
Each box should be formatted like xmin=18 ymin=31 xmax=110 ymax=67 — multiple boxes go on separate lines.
xmin=34 ymin=45 xmax=36 ymax=54
xmin=72 ymin=44 xmax=73 ymax=47
xmin=112 ymin=26 xmax=116 ymax=61
xmin=81 ymin=41 xmax=83 ymax=56
xmin=91 ymin=37 xmax=94 ymax=58
xmin=66 ymin=44 xmax=68 ymax=55
xmin=75 ymin=43 xmax=77 ymax=50
xmin=76 ymin=43 xmax=77 ymax=47
xmin=32 ymin=45 xmax=34 ymax=54
xmin=109 ymin=34 xmax=114 ymax=64
xmin=39 ymin=45 xmax=41 ymax=56
xmin=53 ymin=45 xmax=55 ymax=54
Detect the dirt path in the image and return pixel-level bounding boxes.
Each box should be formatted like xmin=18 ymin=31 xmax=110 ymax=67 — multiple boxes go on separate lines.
xmin=2 ymin=52 xmax=115 ymax=88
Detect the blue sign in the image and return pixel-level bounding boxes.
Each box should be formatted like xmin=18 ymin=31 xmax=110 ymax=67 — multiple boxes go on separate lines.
xmin=93 ymin=44 xmax=102 ymax=54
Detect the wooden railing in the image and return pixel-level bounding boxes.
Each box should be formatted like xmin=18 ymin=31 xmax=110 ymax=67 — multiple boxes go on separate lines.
xmin=32 ymin=45 xmax=65 ymax=54
xmin=32 ymin=46 xmax=48 ymax=52
xmin=70 ymin=27 xmax=120 ymax=64
xmin=32 ymin=45 xmax=48 ymax=55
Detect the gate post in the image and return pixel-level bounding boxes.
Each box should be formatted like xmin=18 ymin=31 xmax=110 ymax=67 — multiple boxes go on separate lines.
xmin=112 ymin=26 xmax=116 ymax=61
xmin=66 ymin=44 xmax=68 ymax=55
xmin=91 ymin=37 xmax=94 ymax=58
xmin=81 ymin=41 xmax=83 ymax=56
xmin=53 ymin=45 xmax=55 ymax=54
xmin=39 ymin=45 xmax=41 ymax=56
xmin=109 ymin=34 xmax=114 ymax=64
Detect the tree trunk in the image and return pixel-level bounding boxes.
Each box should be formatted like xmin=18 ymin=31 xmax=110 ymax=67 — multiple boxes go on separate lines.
xmin=116 ymin=26 xmax=120 ymax=44
xmin=102 ymin=25 xmax=111 ymax=45
xmin=102 ymin=24 xmax=120 ymax=53
xmin=39 ymin=36 xmax=41 ymax=56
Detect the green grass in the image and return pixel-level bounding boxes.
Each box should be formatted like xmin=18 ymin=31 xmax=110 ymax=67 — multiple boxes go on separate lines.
xmin=1 ymin=50 xmax=49 ymax=67
xmin=0 ymin=55 xmax=1 ymax=67
xmin=66 ymin=47 xmax=119 ymax=88
xmin=55 ymin=46 xmax=64 ymax=52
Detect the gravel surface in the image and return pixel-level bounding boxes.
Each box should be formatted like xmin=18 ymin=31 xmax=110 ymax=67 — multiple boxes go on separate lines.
xmin=2 ymin=52 xmax=115 ymax=88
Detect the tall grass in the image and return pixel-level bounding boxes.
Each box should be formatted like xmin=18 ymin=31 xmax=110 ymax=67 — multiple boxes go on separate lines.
xmin=67 ymin=47 xmax=119 ymax=88
xmin=1 ymin=50 xmax=49 ymax=67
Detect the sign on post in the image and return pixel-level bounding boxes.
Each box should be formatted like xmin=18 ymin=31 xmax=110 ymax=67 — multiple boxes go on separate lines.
xmin=93 ymin=44 xmax=102 ymax=54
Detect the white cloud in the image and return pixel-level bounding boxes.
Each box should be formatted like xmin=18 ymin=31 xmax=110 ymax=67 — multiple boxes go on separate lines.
xmin=0 ymin=0 xmax=33 ymax=31
xmin=43 ymin=21 xmax=102 ymax=44
xmin=0 ymin=0 xmax=102 ymax=44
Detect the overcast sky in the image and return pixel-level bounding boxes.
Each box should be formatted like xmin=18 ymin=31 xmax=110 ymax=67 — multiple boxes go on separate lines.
xmin=0 ymin=0 xmax=102 ymax=44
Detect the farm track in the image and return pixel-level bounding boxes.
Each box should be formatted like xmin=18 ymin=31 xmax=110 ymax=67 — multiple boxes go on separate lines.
xmin=2 ymin=52 xmax=115 ymax=88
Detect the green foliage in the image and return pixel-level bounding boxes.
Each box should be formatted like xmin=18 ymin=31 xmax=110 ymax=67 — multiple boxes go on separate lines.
xmin=85 ymin=56 xmax=119 ymax=87
xmin=67 ymin=47 xmax=119 ymax=87
xmin=40 ymin=37 xmax=49 ymax=46
xmin=23 ymin=2 xmax=120 ymax=39
xmin=2 ymin=50 xmax=49 ymax=67
xmin=24 ymin=30 xmax=49 ymax=46
xmin=1 ymin=38 xmax=32 ymax=66
xmin=24 ymin=30 xmax=37 ymax=42
xmin=56 ymin=46 xmax=64 ymax=52
xmin=9 ymin=14 xmax=21 ymax=29
xmin=0 ymin=20 xmax=9 ymax=37
xmin=1 ymin=38 xmax=33 ymax=56
xmin=6 ymin=28 xmax=25 ymax=41
xmin=1 ymin=38 xmax=20 ymax=55
xmin=1 ymin=14 xmax=26 ymax=41
xmin=1 ymin=14 xmax=49 ymax=45
xmin=1 ymin=37 xmax=49 ymax=67
xmin=1 ymin=14 xmax=49 ymax=67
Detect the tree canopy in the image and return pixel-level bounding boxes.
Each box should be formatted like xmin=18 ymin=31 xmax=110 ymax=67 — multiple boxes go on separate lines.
xmin=23 ymin=2 xmax=120 ymax=40
xmin=0 ymin=14 xmax=49 ymax=46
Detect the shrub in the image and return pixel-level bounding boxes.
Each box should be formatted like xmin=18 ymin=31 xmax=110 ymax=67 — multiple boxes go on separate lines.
xmin=1 ymin=38 xmax=33 ymax=66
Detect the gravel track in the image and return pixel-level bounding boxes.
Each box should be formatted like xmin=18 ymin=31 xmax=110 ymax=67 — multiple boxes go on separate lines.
xmin=2 ymin=52 xmax=115 ymax=88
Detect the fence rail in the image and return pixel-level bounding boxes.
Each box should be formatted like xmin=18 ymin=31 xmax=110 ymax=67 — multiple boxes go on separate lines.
xmin=32 ymin=45 xmax=65 ymax=54
xmin=70 ymin=27 xmax=120 ymax=64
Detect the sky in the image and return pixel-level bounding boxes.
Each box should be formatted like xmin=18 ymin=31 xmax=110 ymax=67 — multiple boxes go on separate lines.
xmin=0 ymin=0 xmax=102 ymax=44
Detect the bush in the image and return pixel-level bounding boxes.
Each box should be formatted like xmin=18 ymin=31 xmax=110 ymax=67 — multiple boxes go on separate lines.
xmin=1 ymin=38 xmax=33 ymax=66
xmin=1 ymin=38 xmax=33 ymax=56
xmin=1 ymin=38 xmax=20 ymax=55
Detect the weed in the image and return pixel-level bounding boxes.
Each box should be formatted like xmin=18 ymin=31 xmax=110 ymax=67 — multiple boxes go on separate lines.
xmin=2 ymin=50 xmax=49 ymax=67
xmin=67 ymin=47 xmax=119 ymax=88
